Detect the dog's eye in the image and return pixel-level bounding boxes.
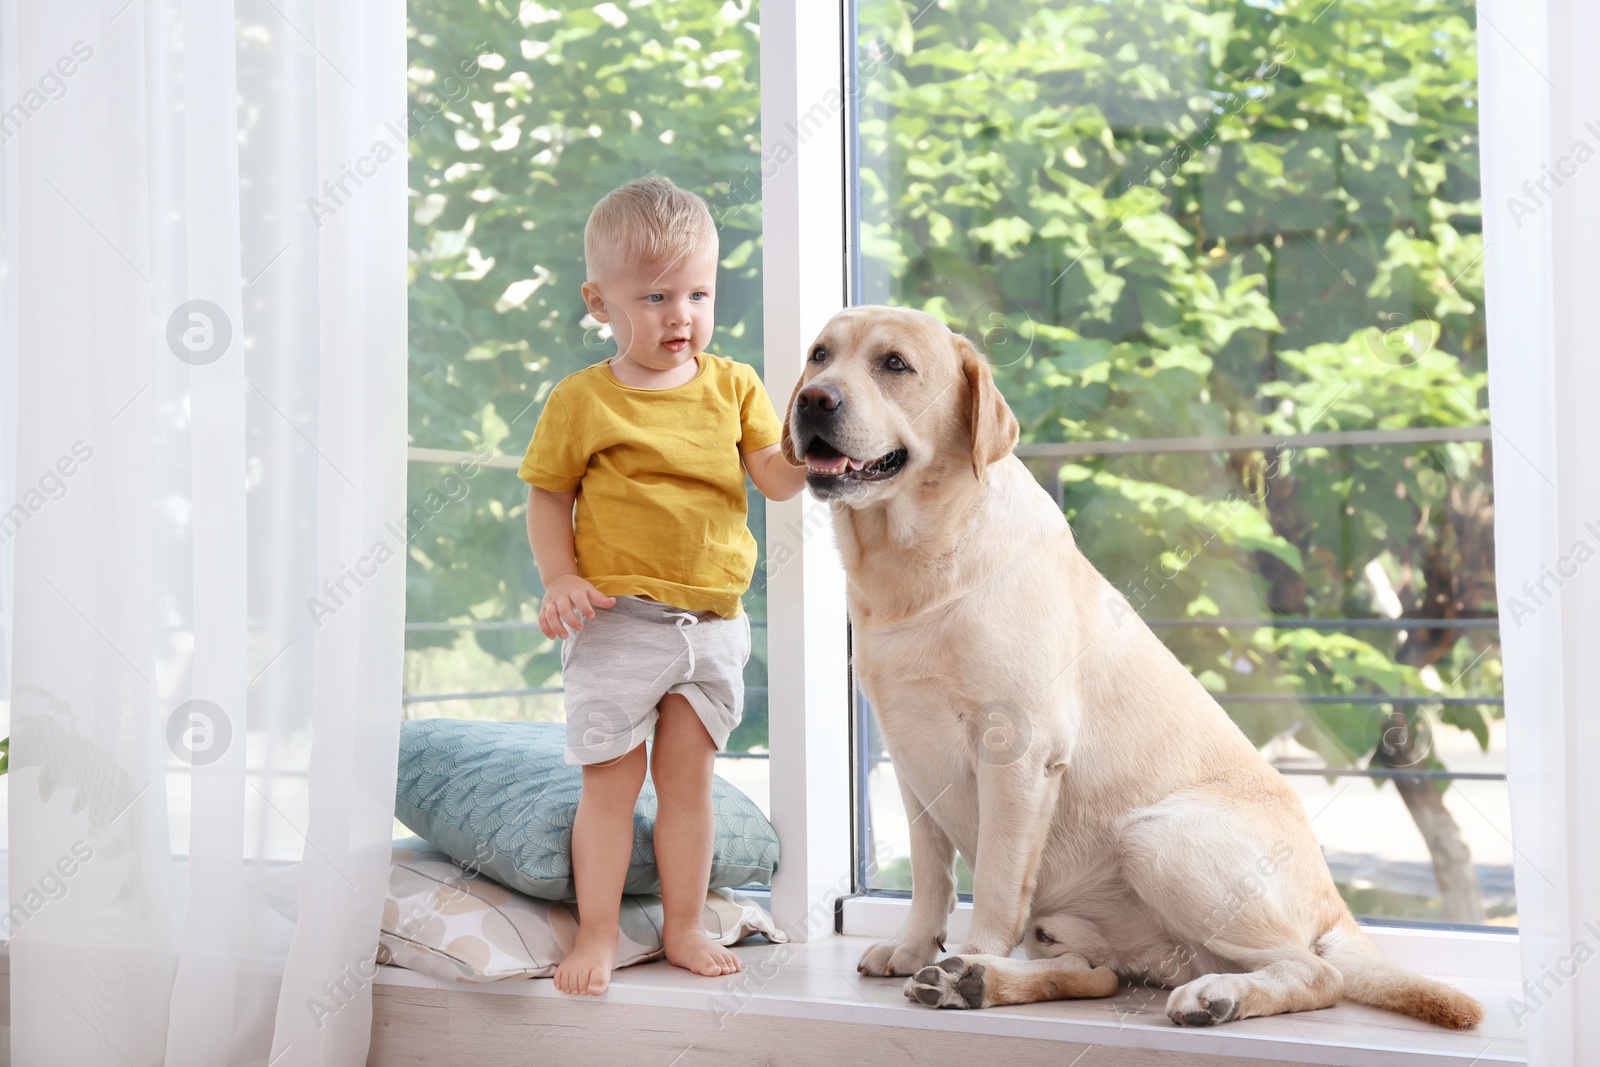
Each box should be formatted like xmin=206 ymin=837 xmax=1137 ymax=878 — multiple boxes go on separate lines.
xmin=810 ymin=346 xmax=827 ymax=363
xmin=884 ymin=353 xmax=909 ymax=372
xmin=1034 ymin=927 xmax=1057 ymax=945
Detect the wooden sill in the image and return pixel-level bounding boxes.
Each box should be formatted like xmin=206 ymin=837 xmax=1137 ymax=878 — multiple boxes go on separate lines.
xmin=368 ymin=934 xmax=1527 ymax=1067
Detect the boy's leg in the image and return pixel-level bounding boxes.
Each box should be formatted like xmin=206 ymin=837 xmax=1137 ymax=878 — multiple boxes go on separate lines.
xmin=554 ymin=741 xmax=648 ymax=996
xmin=650 ymin=693 xmax=743 ymax=977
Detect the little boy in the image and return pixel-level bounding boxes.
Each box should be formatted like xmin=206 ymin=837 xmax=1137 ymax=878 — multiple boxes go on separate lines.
xmin=519 ymin=177 xmax=807 ymax=996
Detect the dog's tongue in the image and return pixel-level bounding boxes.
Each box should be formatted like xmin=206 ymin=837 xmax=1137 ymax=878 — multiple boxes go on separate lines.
xmin=807 ymin=453 xmax=850 ymax=474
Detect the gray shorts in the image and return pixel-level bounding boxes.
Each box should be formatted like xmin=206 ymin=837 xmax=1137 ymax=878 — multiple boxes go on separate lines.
xmin=560 ymin=595 xmax=752 ymax=766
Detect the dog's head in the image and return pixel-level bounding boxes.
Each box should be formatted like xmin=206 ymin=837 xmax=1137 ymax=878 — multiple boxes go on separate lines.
xmin=781 ymin=306 xmax=1020 ymax=507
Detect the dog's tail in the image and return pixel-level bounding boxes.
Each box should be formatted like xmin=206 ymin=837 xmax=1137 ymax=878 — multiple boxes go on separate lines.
xmin=1317 ymin=918 xmax=1484 ymax=1030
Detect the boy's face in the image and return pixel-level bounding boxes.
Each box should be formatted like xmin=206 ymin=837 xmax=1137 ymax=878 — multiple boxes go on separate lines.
xmin=581 ymin=246 xmax=718 ymax=373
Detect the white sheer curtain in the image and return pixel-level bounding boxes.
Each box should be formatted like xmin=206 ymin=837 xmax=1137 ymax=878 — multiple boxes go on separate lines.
xmin=1 ymin=0 xmax=17 ymax=734
xmin=1480 ymin=2 xmax=1600 ymax=1065
xmin=5 ymin=2 xmax=404 ymax=1065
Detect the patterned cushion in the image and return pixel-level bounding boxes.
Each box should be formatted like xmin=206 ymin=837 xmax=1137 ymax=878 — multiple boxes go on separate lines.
xmin=394 ymin=718 xmax=780 ymax=900
xmin=376 ymin=838 xmax=788 ymax=982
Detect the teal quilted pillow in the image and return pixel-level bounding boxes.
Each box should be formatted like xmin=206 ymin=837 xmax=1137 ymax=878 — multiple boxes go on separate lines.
xmin=394 ymin=719 xmax=780 ymax=900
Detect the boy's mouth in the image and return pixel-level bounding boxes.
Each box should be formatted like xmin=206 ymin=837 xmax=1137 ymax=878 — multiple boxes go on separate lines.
xmin=662 ymin=337 xmax=690 ymax=353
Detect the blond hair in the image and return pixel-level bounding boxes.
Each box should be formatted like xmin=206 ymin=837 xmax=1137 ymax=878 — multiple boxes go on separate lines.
xmin=583 ymin=176 xmax=718 ymax=283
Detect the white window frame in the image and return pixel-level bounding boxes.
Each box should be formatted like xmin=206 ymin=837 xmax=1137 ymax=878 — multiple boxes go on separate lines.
xmin=758 ymin=0 xmax=854 ymax=944
xmin=757 ymin=0 xmax=1522 ymax=983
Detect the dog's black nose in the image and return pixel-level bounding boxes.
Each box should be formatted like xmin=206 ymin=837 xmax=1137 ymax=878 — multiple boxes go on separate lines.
xmin=795 ymin=383 xmax=842 ymax=413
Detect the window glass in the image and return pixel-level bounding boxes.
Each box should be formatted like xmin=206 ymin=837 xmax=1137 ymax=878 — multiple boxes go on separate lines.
xmin=405 ymin=1 xmax=770 ymax=813
xmin=852 ymin=0 xmax=1508 ymax=926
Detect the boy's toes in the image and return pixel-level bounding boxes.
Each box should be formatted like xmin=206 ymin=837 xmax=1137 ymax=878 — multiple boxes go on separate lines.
xmin=695 ymin=948 xmax=734 ymax=976
xmin=663 ymin=926 xmax=743 ymax=976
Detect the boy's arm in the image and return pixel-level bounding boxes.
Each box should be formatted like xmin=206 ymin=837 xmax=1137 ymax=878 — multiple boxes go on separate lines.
xmin=527 ymin=484 xmax=615 ymax=639
xmin=743 ymin=443 xmax=808 ymax=501
xmin=526 ymin=484 xmax=579 ymax=583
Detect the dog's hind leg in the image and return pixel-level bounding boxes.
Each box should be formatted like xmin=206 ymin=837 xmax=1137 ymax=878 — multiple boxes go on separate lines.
xmin=1116 ymin=797 xmax=1343 ymax=1026
xmin=1031 ymin=911 xmax=1210 ymax=990
xmin=858 ymin=771 xmax=959 ymax=977
xmin=902 ymin=912 xmax=1129 ymax=1010
xmin=903 ymin=952 xmax=1120 ymax=1010
xmin=1160 ymin=942 xmax=1342 ymax=1026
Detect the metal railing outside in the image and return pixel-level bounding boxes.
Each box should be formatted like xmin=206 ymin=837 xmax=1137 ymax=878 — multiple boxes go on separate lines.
xmin=403 ymin=431 xmax=1504 ymax=783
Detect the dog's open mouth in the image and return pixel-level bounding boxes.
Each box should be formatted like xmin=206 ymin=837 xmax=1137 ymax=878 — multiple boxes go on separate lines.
xmin=804 ymin=438 xmax=908 ymax=482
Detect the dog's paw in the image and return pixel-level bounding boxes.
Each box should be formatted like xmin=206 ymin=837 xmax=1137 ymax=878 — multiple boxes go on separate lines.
xmin=857 ymin=937 xmax=941 ymax=978
xmin=903 ymin=956 xmax=991 ymax=1010
xmin=1166 ymin=973 xmax=1243 ymax=1027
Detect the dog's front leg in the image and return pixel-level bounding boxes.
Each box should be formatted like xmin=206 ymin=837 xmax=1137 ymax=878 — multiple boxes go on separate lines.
xmin=960 ymin=752 xmax=1065 ymax=958
xmin=858 ymin=771 xmax=958 ymax=977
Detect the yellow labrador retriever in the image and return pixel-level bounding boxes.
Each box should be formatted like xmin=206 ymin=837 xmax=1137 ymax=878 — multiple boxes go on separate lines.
xmin=780 ymin=305 xmax=1482 ymax=1029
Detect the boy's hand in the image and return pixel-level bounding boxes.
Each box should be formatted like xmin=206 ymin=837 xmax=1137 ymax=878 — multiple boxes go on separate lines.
xmin=539 ymin=575 xmax=617 ymax=640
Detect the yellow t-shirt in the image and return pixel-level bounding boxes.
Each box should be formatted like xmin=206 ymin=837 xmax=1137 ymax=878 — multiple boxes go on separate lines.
xmin=518 ymin=353 xmax=783 ymax=619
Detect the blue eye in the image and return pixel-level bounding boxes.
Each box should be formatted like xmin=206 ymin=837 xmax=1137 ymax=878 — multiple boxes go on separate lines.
xmin=647 ymin=294 xmax=664 ymax=303
xmin=691 ymin=291 xmax=708 ymax=301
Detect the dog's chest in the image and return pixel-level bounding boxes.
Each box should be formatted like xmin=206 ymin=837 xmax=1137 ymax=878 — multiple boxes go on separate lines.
xmin=853 ymin=622 xmax=983 ymax=759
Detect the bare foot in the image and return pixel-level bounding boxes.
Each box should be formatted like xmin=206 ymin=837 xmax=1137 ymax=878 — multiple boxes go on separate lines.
xmin=663 ymin=921 xmax=743 ymax=977
xmin=554 ymin=932 xmax=618 ymax=995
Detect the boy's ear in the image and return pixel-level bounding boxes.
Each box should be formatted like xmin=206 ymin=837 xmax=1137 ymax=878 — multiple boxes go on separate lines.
xmin=580 ymin=281 xmax=609 ymax=322
xmin=779 ymin=375 xmax=805 ymax=466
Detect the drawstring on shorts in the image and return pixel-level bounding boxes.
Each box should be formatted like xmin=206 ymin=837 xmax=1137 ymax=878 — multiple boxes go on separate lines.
xmin=668 ymin=611 xmax=699 ymax=679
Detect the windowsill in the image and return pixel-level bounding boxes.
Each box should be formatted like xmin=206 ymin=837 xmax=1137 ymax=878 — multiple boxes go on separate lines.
xmin=372 ymin=933 xmax=1528 ymax=1066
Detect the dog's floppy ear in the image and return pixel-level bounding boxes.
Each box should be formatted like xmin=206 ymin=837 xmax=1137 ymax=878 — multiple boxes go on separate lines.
xmin=955 ymin=332 xmax=1019 ymax=479
xmin=779 ymin=374 xmax=805 ymax=466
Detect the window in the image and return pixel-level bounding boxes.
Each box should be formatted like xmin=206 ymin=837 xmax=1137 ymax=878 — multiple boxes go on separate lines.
xmin=850 ymin=0 xmax=1509 ymax=928
xmin=402 ymin=0 xmax=1511 ymax=938
xmin=404 ymin=1 xmax=772 ymax=813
